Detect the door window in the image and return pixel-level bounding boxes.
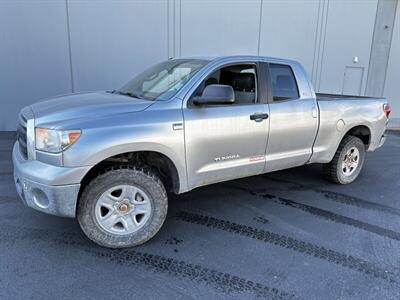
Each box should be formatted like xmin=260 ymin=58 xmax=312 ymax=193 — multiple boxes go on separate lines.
xmin=269 ymin=64 xmax=299 ymax=101
xmin=192 ymin=64 xmax=258 ymax=105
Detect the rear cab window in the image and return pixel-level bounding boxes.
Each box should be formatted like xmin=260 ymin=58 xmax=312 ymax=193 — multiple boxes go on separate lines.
xmin=269 ymin=64 xmax=299 ymax=101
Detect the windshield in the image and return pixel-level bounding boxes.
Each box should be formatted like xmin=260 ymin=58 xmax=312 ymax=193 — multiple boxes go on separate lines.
xmin=116 ymin=59 xmax=209 ymax=101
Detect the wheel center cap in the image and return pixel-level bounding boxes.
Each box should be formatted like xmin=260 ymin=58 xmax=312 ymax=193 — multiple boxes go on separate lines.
xmin=118 ymin=203 xmax=130 ymax=213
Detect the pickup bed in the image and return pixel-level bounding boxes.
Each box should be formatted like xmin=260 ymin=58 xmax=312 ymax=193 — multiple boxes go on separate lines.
xmin=13 ymin=55 xmax=390 ymax=248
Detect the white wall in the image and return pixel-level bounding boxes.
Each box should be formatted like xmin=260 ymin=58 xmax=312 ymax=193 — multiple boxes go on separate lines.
xmin=0 ymin=0 xmax=398 ymax=130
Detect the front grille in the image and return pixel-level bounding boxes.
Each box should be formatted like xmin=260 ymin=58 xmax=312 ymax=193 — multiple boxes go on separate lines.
xmin=17 ymin=113 xmax=28 ymax=159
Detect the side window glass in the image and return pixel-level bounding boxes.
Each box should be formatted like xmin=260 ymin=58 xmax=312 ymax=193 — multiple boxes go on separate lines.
xmin=269 ymin=64 xmax=299 ymax=101
xmin=193 ymin=64 xmax=257 ymax=105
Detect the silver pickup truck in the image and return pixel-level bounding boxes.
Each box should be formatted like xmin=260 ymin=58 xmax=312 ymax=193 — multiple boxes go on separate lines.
xmin=13 ymin=56 xmax=390 ymax=248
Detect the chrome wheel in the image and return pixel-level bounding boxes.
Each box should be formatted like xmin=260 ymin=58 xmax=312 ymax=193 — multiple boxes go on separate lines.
xmin=95 ymin=184 xmax=152 ymax=235
xmin=341 ymin=146 xmax=360 ymax=176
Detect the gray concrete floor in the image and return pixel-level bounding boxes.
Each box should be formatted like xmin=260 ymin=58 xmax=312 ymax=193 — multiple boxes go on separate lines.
xmin=0 ymin=132 xmax=399 ymax=300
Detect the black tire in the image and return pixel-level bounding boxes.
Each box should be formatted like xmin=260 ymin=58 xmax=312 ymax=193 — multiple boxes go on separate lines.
xmin=77 ymin=166 xmax=168 ymax=248
xmin=323 ymin=135 xmax=366 ymax=184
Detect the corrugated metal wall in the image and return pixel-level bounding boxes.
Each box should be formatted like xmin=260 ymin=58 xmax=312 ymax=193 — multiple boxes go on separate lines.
xmin=0 ymin=0 xmax=398 ymax=130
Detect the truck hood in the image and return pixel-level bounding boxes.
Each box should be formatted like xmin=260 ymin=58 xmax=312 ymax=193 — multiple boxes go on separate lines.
xmin=30 ymin=92 xmax=153 ymax=128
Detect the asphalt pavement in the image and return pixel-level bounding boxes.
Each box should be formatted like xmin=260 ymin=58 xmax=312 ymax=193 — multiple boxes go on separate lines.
xmin=0 ymin=131 xmax=399 ymax=299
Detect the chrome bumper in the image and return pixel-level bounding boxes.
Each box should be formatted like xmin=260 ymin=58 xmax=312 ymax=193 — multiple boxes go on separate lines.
xmin=12 ymin=142 xmax=91 ymax=218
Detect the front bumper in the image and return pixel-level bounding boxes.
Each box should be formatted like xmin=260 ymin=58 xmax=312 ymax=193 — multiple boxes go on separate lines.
xmin=12 ymin=142 xmax=91 ymax=217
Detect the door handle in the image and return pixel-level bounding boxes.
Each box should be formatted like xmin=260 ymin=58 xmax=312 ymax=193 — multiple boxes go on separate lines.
xmin=250 ymin=113 xmax=269 ymax=122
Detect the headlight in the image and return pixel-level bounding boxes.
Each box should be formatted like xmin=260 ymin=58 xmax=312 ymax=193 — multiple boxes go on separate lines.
xmin=35 ymin=128 xmax=81 ymax=153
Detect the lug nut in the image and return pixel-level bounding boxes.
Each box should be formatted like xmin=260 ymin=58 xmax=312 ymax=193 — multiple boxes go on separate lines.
xmin=118 ymin=203 xmax=129 ymax=213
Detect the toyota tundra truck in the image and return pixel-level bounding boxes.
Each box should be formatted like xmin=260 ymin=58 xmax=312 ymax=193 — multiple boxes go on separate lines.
xmin=13 ymin=56 xmax=390 ymax=248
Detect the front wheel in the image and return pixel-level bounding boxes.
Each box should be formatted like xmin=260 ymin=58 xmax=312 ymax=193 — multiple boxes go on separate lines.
xmin=323 ymin=135 xmax=366 ymax=184
xmin=77 ymin=167 xmax=168 ymax=248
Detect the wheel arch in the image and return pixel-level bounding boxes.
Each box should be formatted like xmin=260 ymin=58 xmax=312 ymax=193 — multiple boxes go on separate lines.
xmin=342 ymin=124 xmax=371 ymax=149
xmin=78 ymin=147 xmax=184 ymax=202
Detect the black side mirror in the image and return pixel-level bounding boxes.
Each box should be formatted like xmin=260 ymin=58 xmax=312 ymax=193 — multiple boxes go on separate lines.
xmin=193 ymin=84 xmax=235 ymax=105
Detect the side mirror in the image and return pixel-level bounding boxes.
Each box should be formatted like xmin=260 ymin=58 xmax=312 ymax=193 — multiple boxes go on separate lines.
xmin=193 ymin=84 xmax=235 ymax=105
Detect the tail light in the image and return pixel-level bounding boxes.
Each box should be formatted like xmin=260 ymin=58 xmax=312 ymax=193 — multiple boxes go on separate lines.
xmin=383 ymin=103 xmax=391 ymax=118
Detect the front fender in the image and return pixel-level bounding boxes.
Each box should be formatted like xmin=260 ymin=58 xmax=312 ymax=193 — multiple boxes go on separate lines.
xmin=62 ymin=104 xmax=188 ymax=192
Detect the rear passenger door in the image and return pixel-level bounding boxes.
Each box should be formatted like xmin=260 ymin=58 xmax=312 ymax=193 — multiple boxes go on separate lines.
xmin=264 ymin=62 xmax=318 ymax=172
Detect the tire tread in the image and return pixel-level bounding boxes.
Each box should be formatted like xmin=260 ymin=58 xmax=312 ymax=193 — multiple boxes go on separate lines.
xmin=77 ymin=165 xmax=167 ymax=248
xmin=323 ymin=135 xmax=365 ymax=184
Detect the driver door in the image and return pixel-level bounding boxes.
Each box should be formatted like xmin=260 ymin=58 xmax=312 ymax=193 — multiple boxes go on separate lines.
xmin=182 ymin=63 xmax=270 ymax=189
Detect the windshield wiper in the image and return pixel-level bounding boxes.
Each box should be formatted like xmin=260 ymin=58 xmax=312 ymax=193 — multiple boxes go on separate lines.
xmin=109 ymin=90 xmax=148 ymax=100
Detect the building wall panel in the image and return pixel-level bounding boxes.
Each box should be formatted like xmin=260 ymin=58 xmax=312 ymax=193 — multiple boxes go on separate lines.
xmin=0 ymin=0 xmax=398 ymax=130
xmin=0 ymin=0 xmax=72 ymax=130
xmin=67 ymin=0 xmax=169 ymax=92
xmin=258 ymin=0 xmax=320 ymax=78
xmin=318 ymin=0 xmax=378 ymax=95
xmin=180 ymin=0 xmax=261 ymax=56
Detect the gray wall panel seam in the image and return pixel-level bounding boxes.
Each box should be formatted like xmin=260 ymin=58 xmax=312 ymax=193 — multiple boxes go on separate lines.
xmin=366 ymin=0 xmax=397 ymax=97
xmin=365 ymin=0 xmax=380 ymax=95
xmin=173 ymin=0 xmax=176 ymax=57
xmin=257 ymin=0 xmax=263 ymax=55
xmin=167 ymin=0 xmax=170 ymax=58
xmin=382 ymin=0 xmax=398 ymax=96
xmin=179 ymin=0 xmax=182 ymax=57
xmin=315 ymin=0 xmax=326 ymax=90
xmin=65 ymin=0 xmax=74 ymax=93
xmin=311 ymin=0 xmax=322 ymax=84
xmin=317 ymin=0 xmax=330 ymax=91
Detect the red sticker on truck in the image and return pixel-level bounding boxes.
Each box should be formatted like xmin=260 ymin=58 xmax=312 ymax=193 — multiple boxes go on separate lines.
xmin=249 ymin=155 xmax=265 ymax=162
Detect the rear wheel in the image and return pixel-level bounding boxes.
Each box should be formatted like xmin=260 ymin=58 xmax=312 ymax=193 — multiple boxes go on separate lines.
xmin=77 ymin=167 xmax=168 ymax=248
xmin=323 ymin=136 xmax=366 ymax=184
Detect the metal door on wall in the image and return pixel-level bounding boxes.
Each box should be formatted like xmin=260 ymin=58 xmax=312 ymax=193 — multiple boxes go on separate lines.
xmin=342 ymin=66 xmax=364 ymax=95
xmin=317 ymin=0 xmax=378 ymax=95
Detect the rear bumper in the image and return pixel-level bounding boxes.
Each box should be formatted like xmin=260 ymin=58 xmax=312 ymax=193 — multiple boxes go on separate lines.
xmin=12 ymin=142 xmax=91 ymax=218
